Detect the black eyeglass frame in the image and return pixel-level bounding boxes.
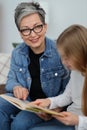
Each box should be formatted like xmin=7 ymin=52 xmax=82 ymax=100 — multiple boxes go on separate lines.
xmin=19 ymin=24 xmax=44 ymax=36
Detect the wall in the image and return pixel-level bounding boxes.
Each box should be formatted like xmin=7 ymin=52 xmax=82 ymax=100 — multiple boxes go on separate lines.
xmin=0 ymin=0 xmax=87 ymax=53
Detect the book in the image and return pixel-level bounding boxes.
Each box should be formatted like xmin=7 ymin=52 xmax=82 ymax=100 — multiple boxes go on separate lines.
xmin=0 ymin=94 xmax=64 ymax=117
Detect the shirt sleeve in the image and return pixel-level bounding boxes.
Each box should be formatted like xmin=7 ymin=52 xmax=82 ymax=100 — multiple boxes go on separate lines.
xmin=78 ymin=116 xmax=87 ymax=130
xmin=48 ymin=81 xmax=72 ymax=109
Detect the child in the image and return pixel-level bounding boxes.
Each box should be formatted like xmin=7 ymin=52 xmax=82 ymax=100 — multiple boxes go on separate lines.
xmin=33 ymin=25 xmax=87 ymax=130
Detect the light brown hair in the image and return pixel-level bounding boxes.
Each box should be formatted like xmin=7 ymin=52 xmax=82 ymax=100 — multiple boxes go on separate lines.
xmin=57 ymin=24 xmax=87 ymax=115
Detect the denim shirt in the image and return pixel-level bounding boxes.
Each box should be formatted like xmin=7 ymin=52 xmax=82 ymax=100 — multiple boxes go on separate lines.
xmin=6 ymin=37 xmax=70 ymax=99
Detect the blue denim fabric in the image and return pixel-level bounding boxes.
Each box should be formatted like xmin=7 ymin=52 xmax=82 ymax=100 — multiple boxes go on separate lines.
xmin=30 ymin=119 xmax=75 ymax=130
xmin=0 ymin=37 xmax=71 ymax=130
xmin=11 ymin=115 xmax=75 ymax=130
xmin=6 ymin=37 xmax=70 ymax=97
xmin=0 ymin=96 xmax=20 ymax=130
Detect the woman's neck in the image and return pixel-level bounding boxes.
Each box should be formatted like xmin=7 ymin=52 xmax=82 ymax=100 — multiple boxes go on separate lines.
xmin=30 ymin=42 xmax=45 ymax=54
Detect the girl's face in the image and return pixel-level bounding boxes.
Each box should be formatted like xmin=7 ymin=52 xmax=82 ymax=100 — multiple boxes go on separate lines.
xmin=58 ymin=48 xmax=76 ymax=70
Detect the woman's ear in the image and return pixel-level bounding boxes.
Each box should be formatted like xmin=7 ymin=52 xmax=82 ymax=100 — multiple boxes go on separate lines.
xmin=44 ymin=23 xmax=48 ymax=33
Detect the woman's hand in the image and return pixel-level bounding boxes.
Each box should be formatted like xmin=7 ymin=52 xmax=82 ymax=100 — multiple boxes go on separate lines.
xmin=13 ymin=86 xmax=29 ymax=100
xmin=32 ymin=98 xmax=51 ymax=108
xmin=53 ymin=111 xmax=79 ymax=126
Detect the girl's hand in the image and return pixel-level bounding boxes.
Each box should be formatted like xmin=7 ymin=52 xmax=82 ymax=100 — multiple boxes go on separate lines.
xmin=32 ymin=98 xmax=51 ymax=108
xmin=53 ymin=111 xmax=79 ymax=126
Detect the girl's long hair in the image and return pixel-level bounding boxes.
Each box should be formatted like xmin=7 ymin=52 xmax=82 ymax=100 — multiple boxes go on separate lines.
xmin=56 ymin=24 xmax=87 ymax=115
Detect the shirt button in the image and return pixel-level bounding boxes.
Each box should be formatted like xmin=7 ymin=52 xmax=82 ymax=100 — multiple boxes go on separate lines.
xmin=19 ymin=68 xmax=22 ymax=72
xmin=55 ymin=73 xmax=58 ymax=76
xmin=27 ymin=77 xmax=30 ymax=80
xmin=41 ymin=68 xmax=44 ymax=72
xmin=41 ymin=58 xmax=44 ymax=61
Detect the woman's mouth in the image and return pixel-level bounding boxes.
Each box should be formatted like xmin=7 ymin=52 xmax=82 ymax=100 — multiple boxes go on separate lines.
xmin=30 ymin=37 xmax=39 ymax=43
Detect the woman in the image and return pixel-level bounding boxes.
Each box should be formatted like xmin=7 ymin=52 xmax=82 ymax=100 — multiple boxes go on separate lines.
xmin=0 ymin=2 xmax=73 ymax=130
xmin=33 ymin=24 xmax=87 ymax=130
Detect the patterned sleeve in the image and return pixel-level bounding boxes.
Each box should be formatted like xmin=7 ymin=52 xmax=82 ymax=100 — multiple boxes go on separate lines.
xmin=78 ymin=116 xmax=87 ymax=130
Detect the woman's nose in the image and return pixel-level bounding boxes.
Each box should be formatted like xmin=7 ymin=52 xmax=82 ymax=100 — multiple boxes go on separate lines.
xmin=30 ymin=30 xmax=37 ymax=37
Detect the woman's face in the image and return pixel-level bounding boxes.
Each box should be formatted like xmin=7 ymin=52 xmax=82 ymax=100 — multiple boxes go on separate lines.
xmin=19 ymin=13 xmax=47 ymax=53
xmin=58 ymin=48 xmax=76 ymax=70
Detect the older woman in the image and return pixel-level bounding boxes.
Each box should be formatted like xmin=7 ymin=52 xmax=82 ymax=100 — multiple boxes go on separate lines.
xmin=0 ymin=2 xmax=74 ymax=130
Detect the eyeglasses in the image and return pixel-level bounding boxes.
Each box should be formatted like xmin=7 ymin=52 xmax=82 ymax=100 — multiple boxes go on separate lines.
xmin=20 ymin=24 xmax=44 ymax=36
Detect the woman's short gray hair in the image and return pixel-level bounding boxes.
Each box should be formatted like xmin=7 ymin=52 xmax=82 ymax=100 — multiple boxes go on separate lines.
xmin=14 ymin=2 xmax=46 ymax=30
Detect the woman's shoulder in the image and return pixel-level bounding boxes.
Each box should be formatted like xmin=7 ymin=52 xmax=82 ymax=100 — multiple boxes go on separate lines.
xmin=12 ymin=42 xmax=28 ymax=55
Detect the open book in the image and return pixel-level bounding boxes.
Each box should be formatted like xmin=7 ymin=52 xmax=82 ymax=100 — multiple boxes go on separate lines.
xmin=0 ymin=94 xmax=64 ymax=117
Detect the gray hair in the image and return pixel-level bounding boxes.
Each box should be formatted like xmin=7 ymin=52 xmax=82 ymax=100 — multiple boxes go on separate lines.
xmin=14 ymin=2 xmax=46 ymax=30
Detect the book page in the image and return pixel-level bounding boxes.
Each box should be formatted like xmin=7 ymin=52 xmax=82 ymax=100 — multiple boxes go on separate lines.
xmin=26 ymin=105 xmax=64 ymax=117
xmin=0 ymin=94 xmax=28 ymax=110
xmin=0 ymin=94 xmax=64 ymax=117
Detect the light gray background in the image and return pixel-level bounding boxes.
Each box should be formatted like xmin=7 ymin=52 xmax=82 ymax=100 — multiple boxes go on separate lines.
xmin=0 ymin=0 xmax=87 ymax=53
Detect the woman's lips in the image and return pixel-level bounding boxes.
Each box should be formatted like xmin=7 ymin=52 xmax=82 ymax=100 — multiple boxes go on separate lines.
xmin=30 ymin=37 xmax=39 ymax=43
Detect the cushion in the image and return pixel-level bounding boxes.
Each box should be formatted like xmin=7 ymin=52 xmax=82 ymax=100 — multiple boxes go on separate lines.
xmin=0 ymin=84 xmax=5 ymax=94
xmin=0 ymin=53 xmax=10 ymax=84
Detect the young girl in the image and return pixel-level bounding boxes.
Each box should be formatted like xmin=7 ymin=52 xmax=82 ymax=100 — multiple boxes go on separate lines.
xmin=33 ymin=24 xmax=87 ymax=130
